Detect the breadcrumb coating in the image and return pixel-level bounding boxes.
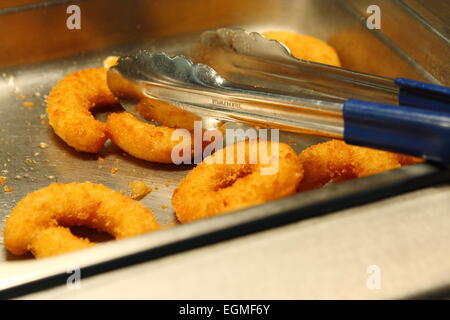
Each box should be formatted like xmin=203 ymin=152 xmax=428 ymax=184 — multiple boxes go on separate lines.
xmin=4 ymin=182 xmax=160 ymax=258
xmin=106 ymin=112 xmax=193 ymax=163
xmin=30 ymin=226 xmax=94 ymax=258
xmin=129 ymin=180 xmax=152 ymax=200
xmin=47 ymin=68 xmax=118 ymax=153
xmin=172 ymin=141 xmax=303 ymax=223
xmin=297 ymin=140 xmax=423 ymax=191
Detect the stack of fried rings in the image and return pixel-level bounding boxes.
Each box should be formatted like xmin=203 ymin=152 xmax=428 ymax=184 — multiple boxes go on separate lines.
xmin=46 ymin=67 xmax=192 ymax=163
xmin=46 ymin=31 xmax=343 ymax=161
xmin=45 ymin=33 xmax=421 ymax=221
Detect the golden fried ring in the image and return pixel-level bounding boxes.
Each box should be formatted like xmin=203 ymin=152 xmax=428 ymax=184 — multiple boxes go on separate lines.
xmin=262 ymin=31 xmax=342 ymax=67
xmin=47 ymin=68 xmax=196 ymax=162
xmin=106 ymin=112 xmax=195 ymax=164
xmin=29 ymin=226 xmax=94 ymax=258
xmin=47 ymin=68 xmax=118 ymax=153
xmin=297 ymin=140 xmax=423 ymax=192
xmin=172 ymin=140 xmax=303 ymax=223
xmin=3 ymin=182 xmax=160 ymax=258
xmin=136 ymin=98 xmax=200 ymax=131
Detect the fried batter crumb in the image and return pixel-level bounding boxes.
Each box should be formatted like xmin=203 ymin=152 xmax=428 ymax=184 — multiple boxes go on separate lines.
xmin=161 ymin=205 xmax=168 ymax=210
xmin=98 ymin=157 xmax=105 ymax=163
xmin=38 ymin=142 xmax=48 ymax=149
xmin=4 ymin=185 xmax=13 ymax=193
xmin=23 ymin=101 xmax=34 ymax=108
xmin=25 ymin=158 xmax=36 ymax=166
xmin=0 ymin=176 xmax=7 ymax=184
xmin=129 ymin=180 xmax=152 ymax=200
xmin=111 ymin=167 xmax=118 ymax=174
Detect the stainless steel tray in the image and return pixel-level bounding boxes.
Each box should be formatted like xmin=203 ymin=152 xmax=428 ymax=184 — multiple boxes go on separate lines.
xmin=0 ymin=0 xmax=449 ymax=298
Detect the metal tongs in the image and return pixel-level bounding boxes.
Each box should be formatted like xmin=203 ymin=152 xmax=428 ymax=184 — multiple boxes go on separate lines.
xmin=107 ymin=28 xmax=450 ymax=163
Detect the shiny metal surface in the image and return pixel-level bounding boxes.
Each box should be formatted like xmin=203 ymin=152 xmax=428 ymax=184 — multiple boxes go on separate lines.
xmin=1 ymin=0 xmax=446 ymax=83
xmin=0 ymin=0 xmax=449 ymax=296
xmin=108 ymin=51 xmax=345 ymax=138
xmin=188 ymin=28 xmax=399 ymax=103
xmin=109 ymin=27 xmax=417 ymax=139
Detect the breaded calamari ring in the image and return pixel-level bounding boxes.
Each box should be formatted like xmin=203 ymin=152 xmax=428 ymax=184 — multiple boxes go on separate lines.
xmin=106 ymin=112 xmax=194 ymax=164
xmin=3 ymin=182 xmax=160 ymax=258
xmin=47 ymin=66 xmax=196 ymax=161
xmin=172 ymin=140 xmax=303 ymax=223
xmin=297 ymin=140 xmax=423 ymax=192
xmin=47 ymin=68 xmax=118 ymax=153
xmin=262 ymin=31 xmax=341 ymax=67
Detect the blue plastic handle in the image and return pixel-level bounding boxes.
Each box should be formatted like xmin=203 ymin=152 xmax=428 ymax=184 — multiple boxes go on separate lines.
xmin=343 ymin=99 xmax=450 ymax=163
xmin=396 ymin=78 xmax=450 ymax=113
